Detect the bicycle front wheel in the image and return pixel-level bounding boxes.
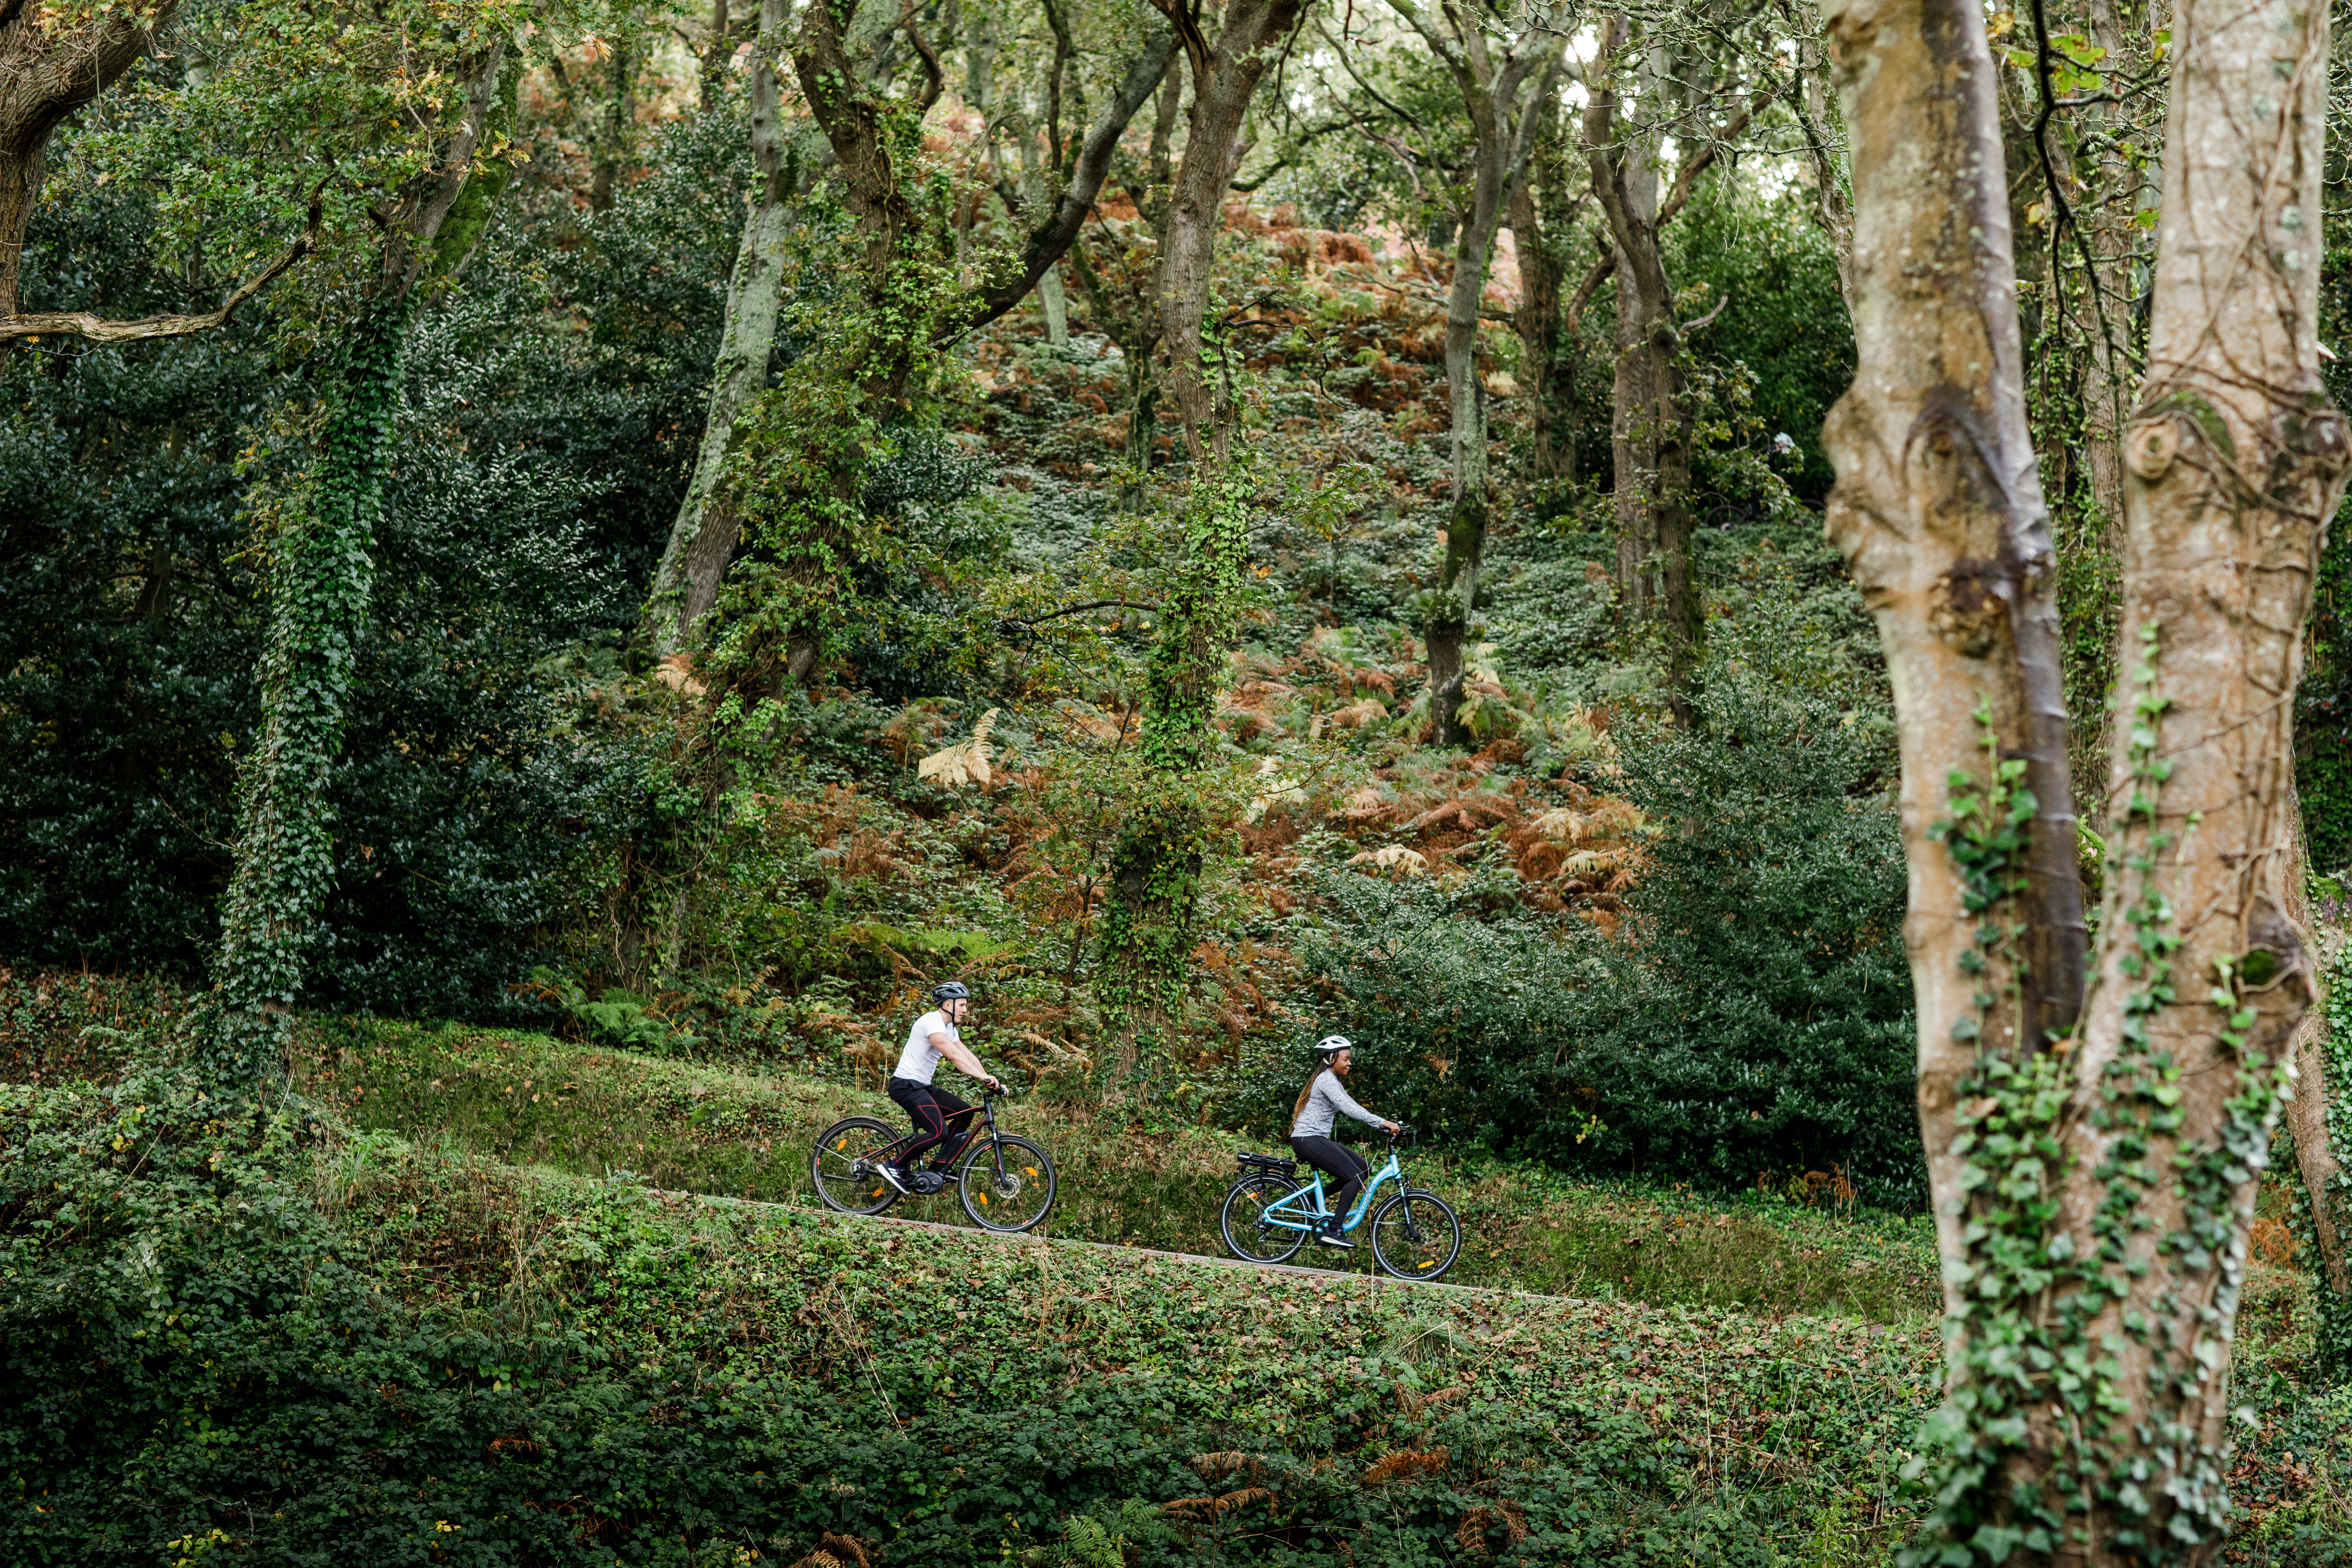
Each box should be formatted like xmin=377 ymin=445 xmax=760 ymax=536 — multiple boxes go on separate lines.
xmin=958 ymin=1134 xmax=1057 ymax=1232
xmin=812 ymin=1116 xmax=903 ymax=1216
xmin=1371 ymin=1189 xmax=1461 ymax=1281
xmin=1220 ymin=1175 xmax=1309 ymax=1265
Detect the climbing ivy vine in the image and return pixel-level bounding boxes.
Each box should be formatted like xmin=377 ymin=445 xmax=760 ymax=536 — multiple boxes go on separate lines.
xmin=1907 ymin=625 xmax=2291 ymax=1561
xmin=209 ymin=299 xmax=416 ymax=1081
xmin=1094 ymin=455 xmax=1258 ymax=1063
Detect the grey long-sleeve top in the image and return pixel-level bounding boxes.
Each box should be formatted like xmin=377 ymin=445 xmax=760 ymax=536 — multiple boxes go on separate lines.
xmin=1290 ymin=1069 xmax=1386 ymax=1140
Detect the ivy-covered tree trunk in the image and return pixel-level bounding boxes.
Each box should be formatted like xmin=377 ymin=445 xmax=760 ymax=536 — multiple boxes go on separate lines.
xmin=209 ymin=42 xmax=506 ymax=1079
xmin=1097 ymin=0 xmax=1301 ymax=1070
xmin=1826 ymin=0 xmax=2345 ymax=1550
xmin=647 ymin=0 xmax=795 ymax=657
xmin=2280 ymin=785 xmax=2352 ymax=1374
xmin=1507 ymin=97 xmax=1574 ymax=488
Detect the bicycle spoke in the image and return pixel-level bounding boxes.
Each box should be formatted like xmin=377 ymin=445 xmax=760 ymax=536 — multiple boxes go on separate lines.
xmin=959 ymin=1135 xmax=1055 ymax=1232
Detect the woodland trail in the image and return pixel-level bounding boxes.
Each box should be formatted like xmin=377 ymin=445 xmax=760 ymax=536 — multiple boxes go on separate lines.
xmin=662 ymin=1187 xmax=1578 ymax=1305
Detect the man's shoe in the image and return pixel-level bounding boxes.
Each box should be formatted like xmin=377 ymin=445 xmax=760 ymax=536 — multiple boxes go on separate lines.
xmin=1314 ymin=1220 xmax=1354 ymax=1251
xmin=877 ymin=1164 xmax=915 ymax=1196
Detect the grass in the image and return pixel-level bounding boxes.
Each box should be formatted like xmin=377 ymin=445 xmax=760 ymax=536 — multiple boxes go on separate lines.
xmin=296 ymin=1016 xmax=1948 ymax=1321
xmin=5 ymin=974 xmax=2348 ymax=1560
xmin=319 ymin=1128 xmax=1950 ymax=1563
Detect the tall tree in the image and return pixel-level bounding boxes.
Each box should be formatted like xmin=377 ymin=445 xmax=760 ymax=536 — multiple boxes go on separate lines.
xmin=646 ymin=0 xmax=797 ymax=657
xmin=1506 ymin=88 xmax=1580 ymax=489
xmin=212 ymin=38 xmax=512 ymax=1078
xmin=1381 ymin=0 xmax=1564 ymax=748
xmin=1580 ymin=22 xmax=1766 ymax=720
xmin=1095 ymin=0 xmax=1304 ymax=1065
xmin=1824 ymin=0 xmax=2344 ymax=1554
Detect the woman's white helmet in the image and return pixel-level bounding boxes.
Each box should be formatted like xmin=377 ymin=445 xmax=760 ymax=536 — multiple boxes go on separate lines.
xmin=1314 ymin=1035 xmax=1352 ymax=1060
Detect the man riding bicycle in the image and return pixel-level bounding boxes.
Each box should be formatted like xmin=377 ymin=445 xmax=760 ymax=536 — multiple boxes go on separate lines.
xmin=883 ymin=981 xmax=1003 ymax=1196
xmin=1290 ymin=1035 xmax=1400 ymax=1250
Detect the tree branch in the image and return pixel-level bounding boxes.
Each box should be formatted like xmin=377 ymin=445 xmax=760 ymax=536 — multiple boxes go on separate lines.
xmin=1564 ymin=85 xmax=1768 ymax=332
xmin=934 ymin=25 xmax=1175 ymax=343
xmin=900 ymin=6 xmax=944 ymax=111
xmin=0 ymin=180 xmax=327 ymax=345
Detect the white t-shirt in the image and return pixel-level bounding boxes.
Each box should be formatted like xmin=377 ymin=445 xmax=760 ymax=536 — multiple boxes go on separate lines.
xmin=893 ymin=1009 xmax=959 ymax=1085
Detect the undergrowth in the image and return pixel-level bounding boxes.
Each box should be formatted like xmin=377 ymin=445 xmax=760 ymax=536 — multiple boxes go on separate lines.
xmin=298 ymin=1016 xmax=1942 ymax=1321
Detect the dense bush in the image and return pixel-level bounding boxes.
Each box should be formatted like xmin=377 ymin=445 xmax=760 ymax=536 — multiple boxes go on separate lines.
xmin=1280 ymin=672 xmax=1920 ymax=1208
xmin=2 ymin=1070 xmax=1943 ymax=1567
xmin=0 ymin=113 xmax=746 ymax=1015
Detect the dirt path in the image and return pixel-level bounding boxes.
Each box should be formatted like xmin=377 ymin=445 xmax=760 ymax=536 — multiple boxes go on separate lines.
xmin=669 ymin=1187 xmax=1576 ymax=1305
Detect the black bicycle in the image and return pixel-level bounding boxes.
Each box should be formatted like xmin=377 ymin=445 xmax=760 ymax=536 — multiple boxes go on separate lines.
xmin=810 ymin=1086 xmax=1057 ymax=1233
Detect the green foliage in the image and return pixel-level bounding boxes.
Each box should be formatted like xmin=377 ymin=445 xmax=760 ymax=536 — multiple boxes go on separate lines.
xmin=3 ymin=1066 xmax=1951 ymax=1566
xmin=2307 ymin=939 xmax=2352 ymax=1380
xmin=1293 ymin=653 xmax=1914 ymax=1205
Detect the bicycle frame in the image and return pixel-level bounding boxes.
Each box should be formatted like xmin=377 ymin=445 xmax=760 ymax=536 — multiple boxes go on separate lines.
xmin=1260 ymin=1144 xmax=1407 ymax=1234
xmin=868 ymin=1088 xmax=1000 ymax=1171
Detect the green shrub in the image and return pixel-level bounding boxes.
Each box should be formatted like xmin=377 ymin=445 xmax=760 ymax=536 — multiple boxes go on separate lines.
xmin=1280 ymin=674 xmax=1920 ymax=1207
xmin=3 ymin=1071 xmax=1946 ymax=1566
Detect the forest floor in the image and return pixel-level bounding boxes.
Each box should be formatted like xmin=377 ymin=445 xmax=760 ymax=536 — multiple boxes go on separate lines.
xmin=5 ymin=973 xmax=2347 ymax=1561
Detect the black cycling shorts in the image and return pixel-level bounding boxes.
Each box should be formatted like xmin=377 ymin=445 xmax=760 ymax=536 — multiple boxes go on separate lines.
xmin=889 ymin=1077 xmax=978 ymax=1168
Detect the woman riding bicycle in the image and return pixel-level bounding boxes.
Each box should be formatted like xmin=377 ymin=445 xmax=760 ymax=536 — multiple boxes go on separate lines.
xmin=1290 ymin=1035 xmax=1399 ymax=1250
xmin=883 ymin=981 xmax=1003 ymax=1196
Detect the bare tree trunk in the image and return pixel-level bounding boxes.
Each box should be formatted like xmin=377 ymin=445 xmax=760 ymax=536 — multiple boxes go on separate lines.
xmin=1791 ymin=33 xmax=1855 ymax=317
xmin=0 ymin=0 xmax=179 ymax=319
xmin=1827 ymin=0 xmax=2346 ymax=1547
xmin=647 ymin=0 xmax=794 ymax=657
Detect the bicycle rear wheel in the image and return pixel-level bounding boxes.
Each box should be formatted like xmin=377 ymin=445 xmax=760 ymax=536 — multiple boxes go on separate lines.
xmin=812 ymin=1116 xmax=903 ymax=1216
xmin=1371 ymin=1190 xmax=1461 ymax=1281
xmin=1220 ymin=1175 xmax=1310 ymax=1265
xmin=957 ymin=1134 xmax=1057 ymax=1232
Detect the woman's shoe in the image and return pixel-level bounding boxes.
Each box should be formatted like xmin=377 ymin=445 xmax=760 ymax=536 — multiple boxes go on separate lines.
xmin=1314 ymin=1218 xmax=1354 ymax=1250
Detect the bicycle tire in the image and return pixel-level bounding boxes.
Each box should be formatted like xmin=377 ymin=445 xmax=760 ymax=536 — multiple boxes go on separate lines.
xmin=957 ymin=1134 xmax=1057 ymax=1233
xmin=1371 ymin=1189 xmax=1461 ymax=1281
xmin=1221 ymin=1174 xmax=1310 ymax=1265
xmin=811 ymin=1116 xmax=904 ymax=1216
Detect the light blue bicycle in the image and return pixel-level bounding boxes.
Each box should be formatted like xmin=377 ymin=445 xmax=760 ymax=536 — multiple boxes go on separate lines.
xmin=1219 ymin=1127 xmax=1461 ymax=1280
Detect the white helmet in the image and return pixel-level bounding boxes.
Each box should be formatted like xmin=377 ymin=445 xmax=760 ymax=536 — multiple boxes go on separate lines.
xmin=1314 ymin=1035 xmax=1352 ymax=1059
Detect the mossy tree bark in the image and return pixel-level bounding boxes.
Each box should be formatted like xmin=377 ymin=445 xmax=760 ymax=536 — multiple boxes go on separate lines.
xmin=1825 ymin=0 xmax=2347 ymax=1550
xmin=647 ymin=0 xmax=797 ymax=657
xmin=1096 ymin=0 xmax=1303 ymax=1071
xmin=1507 ymin=91 xmax=1578 ymax=490
xmin=210 ymin=42 xmax=508 ymax=1080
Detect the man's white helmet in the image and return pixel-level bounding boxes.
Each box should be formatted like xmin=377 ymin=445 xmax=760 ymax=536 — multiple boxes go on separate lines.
xmin=1314 ymin=1035 xmax=1353 ymax=1059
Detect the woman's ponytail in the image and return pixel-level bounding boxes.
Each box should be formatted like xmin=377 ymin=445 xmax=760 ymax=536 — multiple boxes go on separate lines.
xmin=1289 ymin=1071 xmax=1323 ymax=1133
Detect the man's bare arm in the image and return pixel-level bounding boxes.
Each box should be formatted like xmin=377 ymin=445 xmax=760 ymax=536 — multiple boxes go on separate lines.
xmin=931 ymin=1031 xmax=1002 ymax=1089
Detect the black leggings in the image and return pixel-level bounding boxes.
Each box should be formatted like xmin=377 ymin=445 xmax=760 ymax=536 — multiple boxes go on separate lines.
xmin=1290 ymin=1136 xmax=1370 ymax=1219
xmin=889 ymin=1078 xmax=979 ymax=1168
